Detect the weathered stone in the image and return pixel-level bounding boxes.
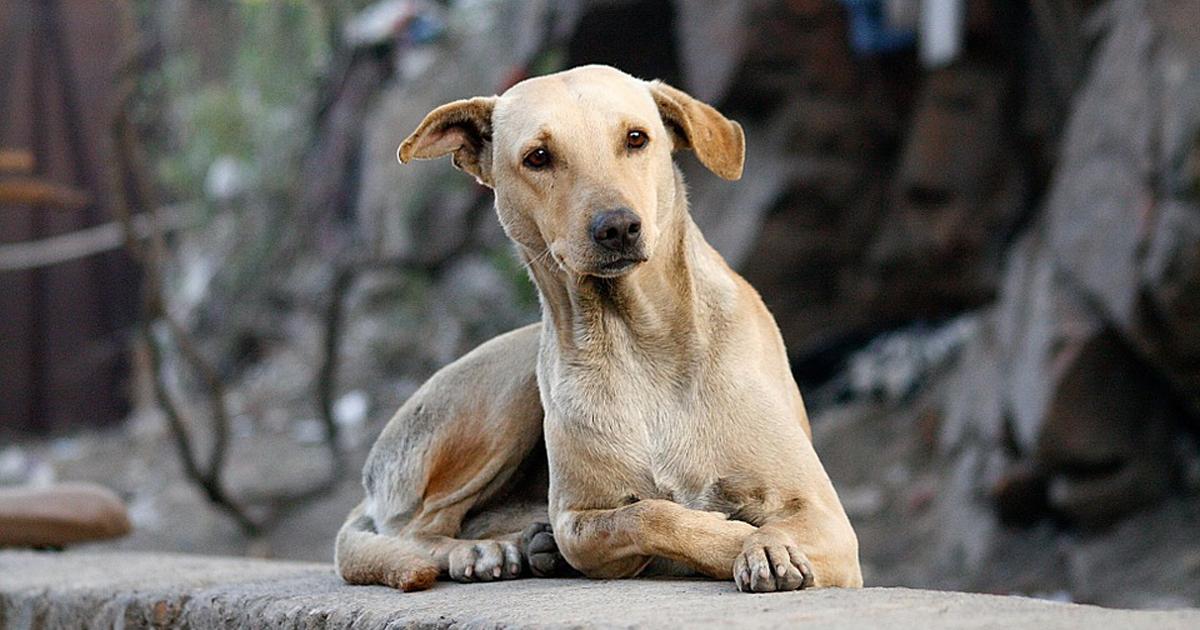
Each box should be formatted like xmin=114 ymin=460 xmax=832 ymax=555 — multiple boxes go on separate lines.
xmin=693 ymin=0 xmax=857 ymax=115
xmin=683 ymin=117 xmax=794 ymax=268
xmin=944 ymin=229 xmax=1181 ymax=529
xmin=1 ymin=551 xmax=1198 ymax=629
xmin=673 ymin=0 xmax=757 ymax=104
xmin=1040 ymin=0 xmax=1200 ymax=412
xmin=868 ymin=61 xmax=1025 ymax=322
xmin=893 ymin=63 xmax=1007 ymax=207
xmin=1037 ymin=331 xmax=1177 ymax=528
xmin=1140 ymin=198 xmax=1200 ymax=418
xmin=991 ymin=231 xmax=1096 ymax=454
xmin=354 ymin=0 xmax=529 ymax=261
xmin=815 ymin=364 xmax=1200 ymax=607
xmin=932 ymin=0 xmax=1200 ymax=533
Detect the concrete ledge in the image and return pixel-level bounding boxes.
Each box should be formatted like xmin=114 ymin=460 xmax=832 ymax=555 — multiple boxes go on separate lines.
xmin=1 ymin=551 xmax=1198 ymax=629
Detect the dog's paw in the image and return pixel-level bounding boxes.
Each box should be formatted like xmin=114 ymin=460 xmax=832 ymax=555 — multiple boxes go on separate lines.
xmin=448 ymin=540 xmax=523 ymax=582
xmin=733 ymin=540 xmax=814 ymax=593
xmin=521 ymin=522 xmax=575 ymax=577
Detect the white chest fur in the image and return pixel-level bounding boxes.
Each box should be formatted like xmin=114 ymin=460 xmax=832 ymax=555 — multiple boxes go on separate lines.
xmin=537 ymin=340 xmax=727 ymax=509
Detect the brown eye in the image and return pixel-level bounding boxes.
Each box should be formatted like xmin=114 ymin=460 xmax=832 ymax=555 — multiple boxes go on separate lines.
xmin=523 ymin=148 xmax=551 ymax=169
xmin=626 ymin=130 xmax=648 ymax=149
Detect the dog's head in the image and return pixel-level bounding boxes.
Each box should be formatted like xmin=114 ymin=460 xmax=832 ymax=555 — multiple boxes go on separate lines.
xmin=398 ymin=65 xmax=744 ymax=278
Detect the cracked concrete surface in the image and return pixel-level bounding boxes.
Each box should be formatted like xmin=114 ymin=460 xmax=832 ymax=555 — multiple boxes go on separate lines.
xmin=2 ymin=551 xmax=1198 ymax=628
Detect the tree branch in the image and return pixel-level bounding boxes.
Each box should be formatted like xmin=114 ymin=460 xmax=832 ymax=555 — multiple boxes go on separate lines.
xmin=0 ymin=205 xmax=191 ymax=272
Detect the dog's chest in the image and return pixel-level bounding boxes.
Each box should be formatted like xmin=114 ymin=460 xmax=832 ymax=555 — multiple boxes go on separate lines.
xmin=541 ymin=354 xmax=727 ymax=508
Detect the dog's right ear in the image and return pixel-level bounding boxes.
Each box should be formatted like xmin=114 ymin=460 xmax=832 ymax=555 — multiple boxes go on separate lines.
xmin=398 ymin=96 xmax=497 ymax=187
xmin=649 ymin=81 xmax=744 ymax=181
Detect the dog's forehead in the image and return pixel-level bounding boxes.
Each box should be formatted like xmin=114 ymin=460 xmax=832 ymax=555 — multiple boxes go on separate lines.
xmin=495 ymin=66 xmax=657 ymax=138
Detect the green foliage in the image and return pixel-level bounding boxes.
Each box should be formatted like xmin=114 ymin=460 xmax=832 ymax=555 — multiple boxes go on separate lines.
xmin=487 ymin=246 xmax=539 ymax=311
xmin=130 ymin=0 xmax=346 ymax=306
xmin=145 ymin=1 xmax=333 ymax=206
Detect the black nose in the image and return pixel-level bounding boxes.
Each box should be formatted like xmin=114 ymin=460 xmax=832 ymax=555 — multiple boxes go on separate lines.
xmin=590 ymin=208 xmax=642 ymax=252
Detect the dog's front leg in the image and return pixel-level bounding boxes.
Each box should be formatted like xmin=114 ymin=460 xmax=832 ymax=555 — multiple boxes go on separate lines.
xmin=735 ymin=502 xmax=863 ymax=592
xmin=554 ymin=499 xmax=756 ymax=579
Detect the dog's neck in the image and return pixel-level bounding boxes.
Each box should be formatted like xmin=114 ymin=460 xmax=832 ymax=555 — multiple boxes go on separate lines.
xmin=520 ymin=172 xmax=730 ymax=366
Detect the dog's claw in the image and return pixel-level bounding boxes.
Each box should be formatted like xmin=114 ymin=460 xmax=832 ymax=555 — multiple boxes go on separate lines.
xmin=733 ymin=541 xmax=813 ymax=593
xmin=449 ymin=540 xmax=523 ymax=583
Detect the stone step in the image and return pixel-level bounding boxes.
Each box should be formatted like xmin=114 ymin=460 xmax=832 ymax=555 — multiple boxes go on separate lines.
xmin=1 ymin=551 xmax=1197 ymax=629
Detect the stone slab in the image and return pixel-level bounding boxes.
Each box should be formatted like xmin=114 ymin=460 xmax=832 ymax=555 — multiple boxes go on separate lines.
xmin=1 ymin=551 xmax=1198 ymax=629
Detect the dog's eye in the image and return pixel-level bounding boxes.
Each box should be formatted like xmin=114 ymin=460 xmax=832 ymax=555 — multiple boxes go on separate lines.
xmin=523 ymin=148 xmax=551 ymax=169
xmin=626 ymin=130 xmax=648 ymax=150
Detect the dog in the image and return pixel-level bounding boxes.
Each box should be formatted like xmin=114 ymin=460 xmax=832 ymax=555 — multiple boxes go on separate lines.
xmin=335 ymin=65 xmax=862 ymax=593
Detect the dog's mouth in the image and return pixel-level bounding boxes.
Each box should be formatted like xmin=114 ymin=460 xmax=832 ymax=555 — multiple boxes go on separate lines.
xmin=589 ymin=255 xmax=648 ymax=278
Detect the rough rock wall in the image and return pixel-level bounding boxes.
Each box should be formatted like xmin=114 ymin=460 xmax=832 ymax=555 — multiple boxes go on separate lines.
xmin=810 ymin=0 xmax=1200 ymax=608
xmin=663 ymin=0 xmax=1046 ymax=369
xmin=943 ymin=0 xmax=1200 ymax=532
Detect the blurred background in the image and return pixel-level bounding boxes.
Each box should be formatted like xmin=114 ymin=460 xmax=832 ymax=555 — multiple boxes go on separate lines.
xmin=2 ymin=0 xmax=1199 ymax=610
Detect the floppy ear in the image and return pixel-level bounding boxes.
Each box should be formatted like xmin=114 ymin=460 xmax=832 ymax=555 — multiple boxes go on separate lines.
xmin=648 ymin=81 xmax=745 ymax=181
xmin=397 ymin=96 xmax=498 ymax=187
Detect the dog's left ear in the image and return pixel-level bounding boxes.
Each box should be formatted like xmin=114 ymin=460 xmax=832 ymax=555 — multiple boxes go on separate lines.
xmin=649 ymin=81 xmax=744 ymax=181
xmin=398 ymin=96 xmax=498 ymax=187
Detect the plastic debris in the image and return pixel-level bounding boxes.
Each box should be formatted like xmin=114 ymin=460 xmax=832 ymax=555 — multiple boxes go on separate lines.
xmin=840 ymin=0 xmax=917 ymax=55
xmin=343 ymin=0 xmax=446 ymax=49
xmin=919 ymin=0 xmax=964 ymax=67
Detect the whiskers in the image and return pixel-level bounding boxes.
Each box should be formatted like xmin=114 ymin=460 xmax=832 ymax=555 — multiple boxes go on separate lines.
xmin=519 ymin=247 xmax=556 ymax=275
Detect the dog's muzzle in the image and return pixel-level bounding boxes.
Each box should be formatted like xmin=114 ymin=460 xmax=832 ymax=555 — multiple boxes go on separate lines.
xmin=587 ymin=208 xmax=648 ymax=276
xmin=590 ymin=208 xmax=642 ymax=254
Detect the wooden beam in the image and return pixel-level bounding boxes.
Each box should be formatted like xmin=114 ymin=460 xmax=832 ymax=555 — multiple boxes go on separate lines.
xmin=0 ymin=148 xmax=35 ymax=174
xmin=0 ymin=205 xmax=193 ymax=271
xmin=0 ymin=178 xmax=91 ymax=208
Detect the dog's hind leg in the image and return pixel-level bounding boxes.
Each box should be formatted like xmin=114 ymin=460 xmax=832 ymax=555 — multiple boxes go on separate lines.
xmin=335 ymin=324 xmax=547 ymax=590
xmin=336 ymin=502 xmax=440 ymax=591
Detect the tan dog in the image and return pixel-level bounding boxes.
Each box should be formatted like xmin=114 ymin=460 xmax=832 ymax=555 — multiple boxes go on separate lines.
xmin=335 ymin=65 xmax=862 ymax=593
